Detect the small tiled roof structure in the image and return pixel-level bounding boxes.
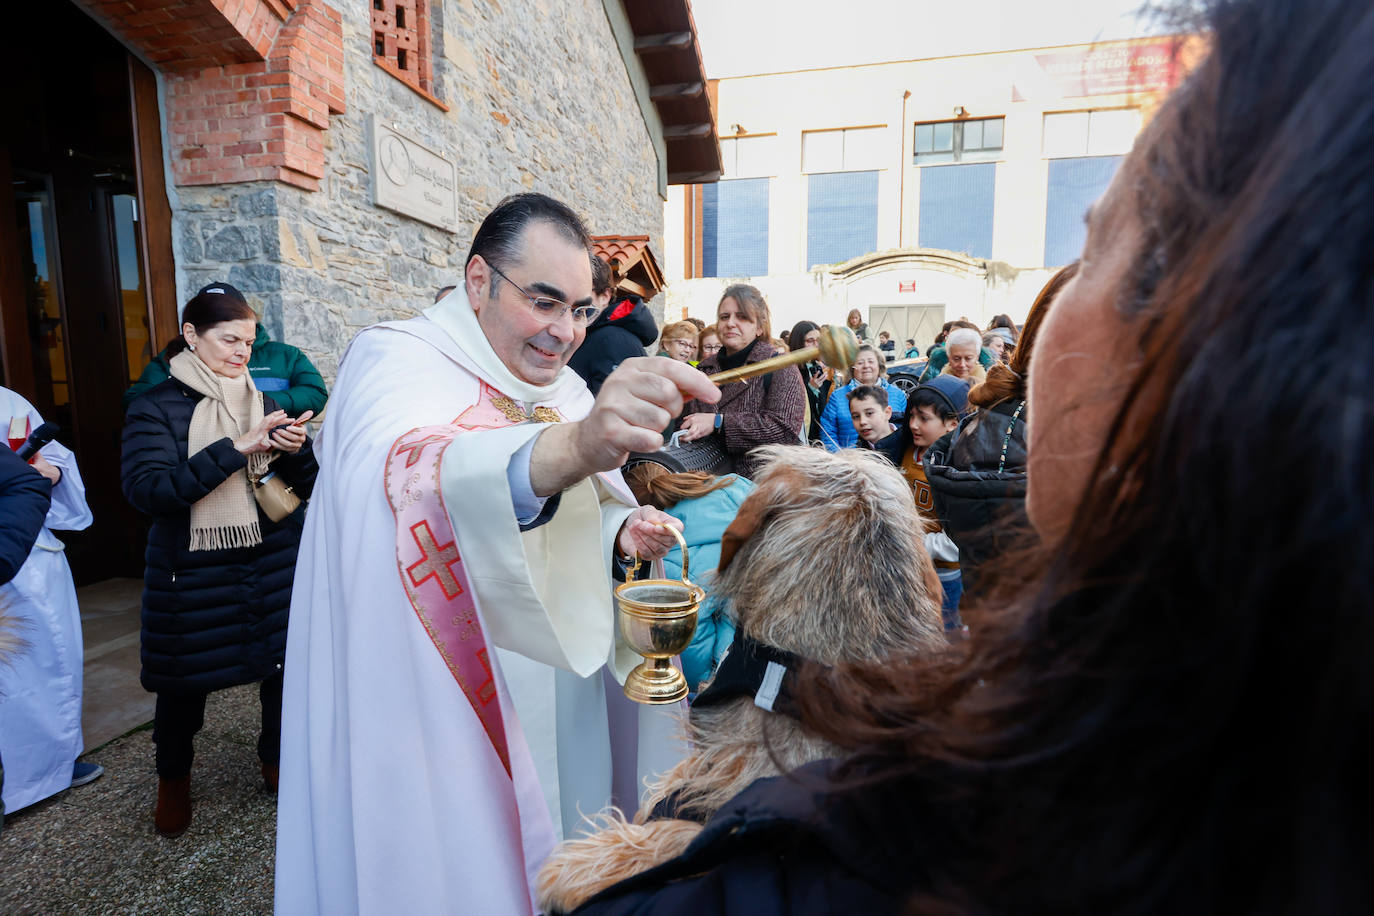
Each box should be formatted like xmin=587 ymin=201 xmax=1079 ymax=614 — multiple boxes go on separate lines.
xmin=592 ymin=236 xmax=665 ymax=301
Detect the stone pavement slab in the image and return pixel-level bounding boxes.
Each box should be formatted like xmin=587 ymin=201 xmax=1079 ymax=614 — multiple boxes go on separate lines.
xmin=76 ymin=578 xmax=154 ymax=751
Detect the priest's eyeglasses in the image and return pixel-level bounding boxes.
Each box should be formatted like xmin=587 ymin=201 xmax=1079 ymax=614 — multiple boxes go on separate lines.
xmin=489 ymin=264 xmax=602 ymax=326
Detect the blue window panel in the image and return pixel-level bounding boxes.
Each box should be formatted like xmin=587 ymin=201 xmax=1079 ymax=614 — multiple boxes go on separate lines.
xmin=702 ymin=178 xmax=769 ymax=277
xmin=918 ymin=163 xmax=995 ymax=259
xmin=1044 ymin=155 xmax=1123 ymax=266
xmin=806 ymin=171 xmax=879 ymax=267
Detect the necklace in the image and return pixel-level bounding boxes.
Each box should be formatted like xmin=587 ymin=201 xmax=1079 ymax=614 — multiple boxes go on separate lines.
xmin=997 ymin=400 xmax=1027 ymax=473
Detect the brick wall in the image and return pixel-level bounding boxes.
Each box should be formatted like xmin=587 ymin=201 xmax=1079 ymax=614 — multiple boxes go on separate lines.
xmin=83 ymin=0 xmax=345 ymax=190
xmin=166 ymin=0 xmax=666 ymax=384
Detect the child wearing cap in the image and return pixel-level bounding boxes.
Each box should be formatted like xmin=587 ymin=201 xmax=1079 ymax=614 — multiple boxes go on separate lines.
xmin=877 ymin=375 xmax=970 ymax=629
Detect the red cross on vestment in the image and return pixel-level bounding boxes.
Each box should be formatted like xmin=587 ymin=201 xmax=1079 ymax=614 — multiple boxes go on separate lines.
xmin=406 ymin=520 xmax=464 ymax=599
xmin=395 ymin=433 xmax=448 ymax=468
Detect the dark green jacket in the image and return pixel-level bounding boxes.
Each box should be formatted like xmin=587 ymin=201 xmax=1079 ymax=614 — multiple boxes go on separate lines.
xmin=121 ymin=323 xmax=328 ymax=417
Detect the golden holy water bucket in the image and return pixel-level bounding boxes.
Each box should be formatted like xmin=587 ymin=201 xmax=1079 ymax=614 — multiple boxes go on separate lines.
xmin=615 ymin=525 xmax=703 ymax=705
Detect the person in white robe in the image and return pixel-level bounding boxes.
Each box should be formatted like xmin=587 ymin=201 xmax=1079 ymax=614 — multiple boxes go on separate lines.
xmin=275 ymin=194 xmax=720 ymax=915
xmin=0 ymin=387 xmax=96 ymax=813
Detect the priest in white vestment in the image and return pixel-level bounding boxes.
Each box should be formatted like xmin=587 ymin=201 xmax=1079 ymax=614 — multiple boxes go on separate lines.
xmin=0 ymin=387 xmax=95 ymax=813
xmin=275 ymin=194 xmax=719 ymax=915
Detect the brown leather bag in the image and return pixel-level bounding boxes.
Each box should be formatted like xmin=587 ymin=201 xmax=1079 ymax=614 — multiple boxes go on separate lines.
xmin=251 ymin=468 xmax=301 ymax=522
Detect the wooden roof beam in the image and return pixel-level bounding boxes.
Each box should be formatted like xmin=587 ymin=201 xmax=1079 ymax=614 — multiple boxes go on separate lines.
xmin=633 ymin=31 xmax=694 ymax=53
xmin=649 ymin=81 xmax=704 ymax=101
xmin=663 ymin=122 xmax=714 ymax=139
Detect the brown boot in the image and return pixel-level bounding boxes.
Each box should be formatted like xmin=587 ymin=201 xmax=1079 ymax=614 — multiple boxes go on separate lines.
xmin=154 ymin=775 xmax=192 ymax=837
xmin=261 ymin=762 xmax=279 ymax=793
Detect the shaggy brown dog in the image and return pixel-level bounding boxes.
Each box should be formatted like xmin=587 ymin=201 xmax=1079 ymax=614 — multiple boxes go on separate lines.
xmin=537 ymin=445 xmax=946 ymax=914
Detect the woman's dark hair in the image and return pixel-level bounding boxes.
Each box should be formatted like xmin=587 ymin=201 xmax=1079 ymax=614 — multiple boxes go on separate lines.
xmin=466 ymin=193 xmax=591 ymax=281
xmin=787 ymin=320 xmax=819 ymax=353
xmin=968 ymin=262 xmax=1076 ymax=409
xmin=717 ymin=283 xmax=772 ymax=344
xmin=800 ymin=2 xmax=1374 ymax=913
xmin=986 ymin=313 xmax=1017 ymax=337
xmin=167 ymin=284 xmax=256 ymax=357
xmin=590 ymin=254 xmax=612 ymax=295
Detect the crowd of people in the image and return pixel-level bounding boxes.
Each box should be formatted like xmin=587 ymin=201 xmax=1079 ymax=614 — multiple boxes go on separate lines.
xmin=0 ymin=1 xmax=1368 ymax=912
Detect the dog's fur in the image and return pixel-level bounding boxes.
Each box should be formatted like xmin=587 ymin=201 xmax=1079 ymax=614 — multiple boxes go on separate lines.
xmin=537 ymin=446 xmax=946 ymax=914
xmin=0 ymin=612 xmax=26 ymax=668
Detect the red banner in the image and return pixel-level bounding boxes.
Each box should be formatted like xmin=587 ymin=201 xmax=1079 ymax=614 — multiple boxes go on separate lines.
xmin=1032 ymin=41 xmax=1181 ymax=98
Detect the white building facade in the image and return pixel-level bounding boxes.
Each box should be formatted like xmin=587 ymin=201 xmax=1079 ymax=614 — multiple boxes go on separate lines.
xmin=665 ymin=36 xmax=1192 ymax=344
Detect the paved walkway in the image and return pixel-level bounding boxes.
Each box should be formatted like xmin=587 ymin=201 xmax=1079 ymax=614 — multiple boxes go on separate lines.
xmin=0 ymin=684 xmax=277 ymax=915
xmin=77 ymin=578 xmax=155 ymax=750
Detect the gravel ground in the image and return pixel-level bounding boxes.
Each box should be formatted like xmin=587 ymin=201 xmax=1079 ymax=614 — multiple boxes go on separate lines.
xmin=0 ymin=684 xmax=277 ymax=915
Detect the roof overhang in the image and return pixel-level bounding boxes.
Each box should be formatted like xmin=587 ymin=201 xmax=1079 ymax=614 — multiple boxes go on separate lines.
xmin=623 ymin=2 xmax=722 ymax=184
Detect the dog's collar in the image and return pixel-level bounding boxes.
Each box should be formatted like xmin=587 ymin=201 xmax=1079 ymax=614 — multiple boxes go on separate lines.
xmin=691 ymin=631 xmax=821 ymax=720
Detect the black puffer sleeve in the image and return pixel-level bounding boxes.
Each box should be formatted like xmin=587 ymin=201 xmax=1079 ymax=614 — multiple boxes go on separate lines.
xmin=121 ymin=392 xmax=248 ymax=518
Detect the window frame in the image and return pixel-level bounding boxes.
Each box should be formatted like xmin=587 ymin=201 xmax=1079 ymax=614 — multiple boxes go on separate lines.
xmin=1041 ymin=107 xmax=1141 ymax=159
xmin=801 ymin=125 xmax=888 ymax=174
xmin=912 ymin=116 xmax=1005 ymax=165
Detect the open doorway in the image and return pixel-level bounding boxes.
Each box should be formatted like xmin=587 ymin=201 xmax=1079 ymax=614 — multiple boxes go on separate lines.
xmin=0 ymin=1 xmax=176 ymax=583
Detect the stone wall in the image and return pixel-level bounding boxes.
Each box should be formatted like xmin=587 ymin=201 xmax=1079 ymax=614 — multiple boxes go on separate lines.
xmin=169 ymin=0 xmax=666 ymax=382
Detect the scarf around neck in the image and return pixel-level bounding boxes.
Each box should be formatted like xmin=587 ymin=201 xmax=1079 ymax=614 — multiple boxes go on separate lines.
xmin=715 ymin=335 xmax=765 ymax=373
xmin=169 ymin=350 xmax=269 ymax=551
xmin=424 ymin=285 xmax=588 ymax=407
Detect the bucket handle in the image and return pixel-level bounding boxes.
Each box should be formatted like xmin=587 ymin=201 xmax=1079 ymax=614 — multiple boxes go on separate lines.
xmin=626 ymin=523 xmax=690 ymax=586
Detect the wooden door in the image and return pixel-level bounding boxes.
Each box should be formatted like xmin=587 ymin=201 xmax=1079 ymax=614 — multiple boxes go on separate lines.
xmin=0 ymin=4 xmax=176 ymax=584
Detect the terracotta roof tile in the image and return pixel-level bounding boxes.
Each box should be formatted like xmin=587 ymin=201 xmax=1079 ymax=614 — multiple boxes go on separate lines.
xmin=592 ymin=235 xmax=650 ymax=267
xmin=591 ymin=235 xmax=665 ymax=299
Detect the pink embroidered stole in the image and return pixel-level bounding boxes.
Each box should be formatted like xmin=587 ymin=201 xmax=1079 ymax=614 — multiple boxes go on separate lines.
xmin=383 ymin=382 xmax=563 ymax=778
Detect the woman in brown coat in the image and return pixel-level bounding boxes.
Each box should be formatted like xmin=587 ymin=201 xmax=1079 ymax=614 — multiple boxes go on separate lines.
xmin=677 ymin=284 xmax=805 ymax=478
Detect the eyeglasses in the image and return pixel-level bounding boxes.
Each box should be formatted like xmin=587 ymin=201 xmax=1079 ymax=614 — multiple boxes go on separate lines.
xmin=489 ymin=263 xmax=602 ymax=326
xmin=666 ymin=339 xmax=695 ymax=349
xmin=701 ymin=342 xmax=722 ymax=353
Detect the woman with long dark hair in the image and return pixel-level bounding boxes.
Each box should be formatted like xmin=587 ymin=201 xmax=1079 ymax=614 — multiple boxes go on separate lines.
xmin=786 ymin=320 xmax=828 ymax=442
xmin=569 ymin=1 xmax=1374 ymax=912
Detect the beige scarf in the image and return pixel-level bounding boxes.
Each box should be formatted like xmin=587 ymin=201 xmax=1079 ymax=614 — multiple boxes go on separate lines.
xmin=169 ymin=350 xmax=270 ymax=551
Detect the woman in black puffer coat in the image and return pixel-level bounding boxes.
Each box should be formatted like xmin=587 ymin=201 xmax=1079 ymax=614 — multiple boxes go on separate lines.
xmin=120 ymin=283 xmax=317 ymax=837
xmin=924 ymin=264 xmax=1072 ymax=607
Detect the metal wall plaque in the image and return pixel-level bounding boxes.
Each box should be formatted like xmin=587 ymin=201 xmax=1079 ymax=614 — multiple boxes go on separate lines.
xmin=369 ymin=115 xmax=458 ymax=232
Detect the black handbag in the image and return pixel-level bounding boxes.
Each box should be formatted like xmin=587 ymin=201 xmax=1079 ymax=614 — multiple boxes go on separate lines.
xmin=624 ymin=430 xmax=733 ymax=476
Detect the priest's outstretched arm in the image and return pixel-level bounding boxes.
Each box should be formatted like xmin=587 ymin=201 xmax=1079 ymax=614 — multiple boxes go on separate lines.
xmin=527 ymin=357 xmax=719 ymax=560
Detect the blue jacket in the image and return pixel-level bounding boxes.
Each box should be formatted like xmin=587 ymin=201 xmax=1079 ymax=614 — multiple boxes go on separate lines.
xmin=659 ymin=476 xmax=755 ymax=692
xmin=818 ymin=379 xmax=908 ymax=451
